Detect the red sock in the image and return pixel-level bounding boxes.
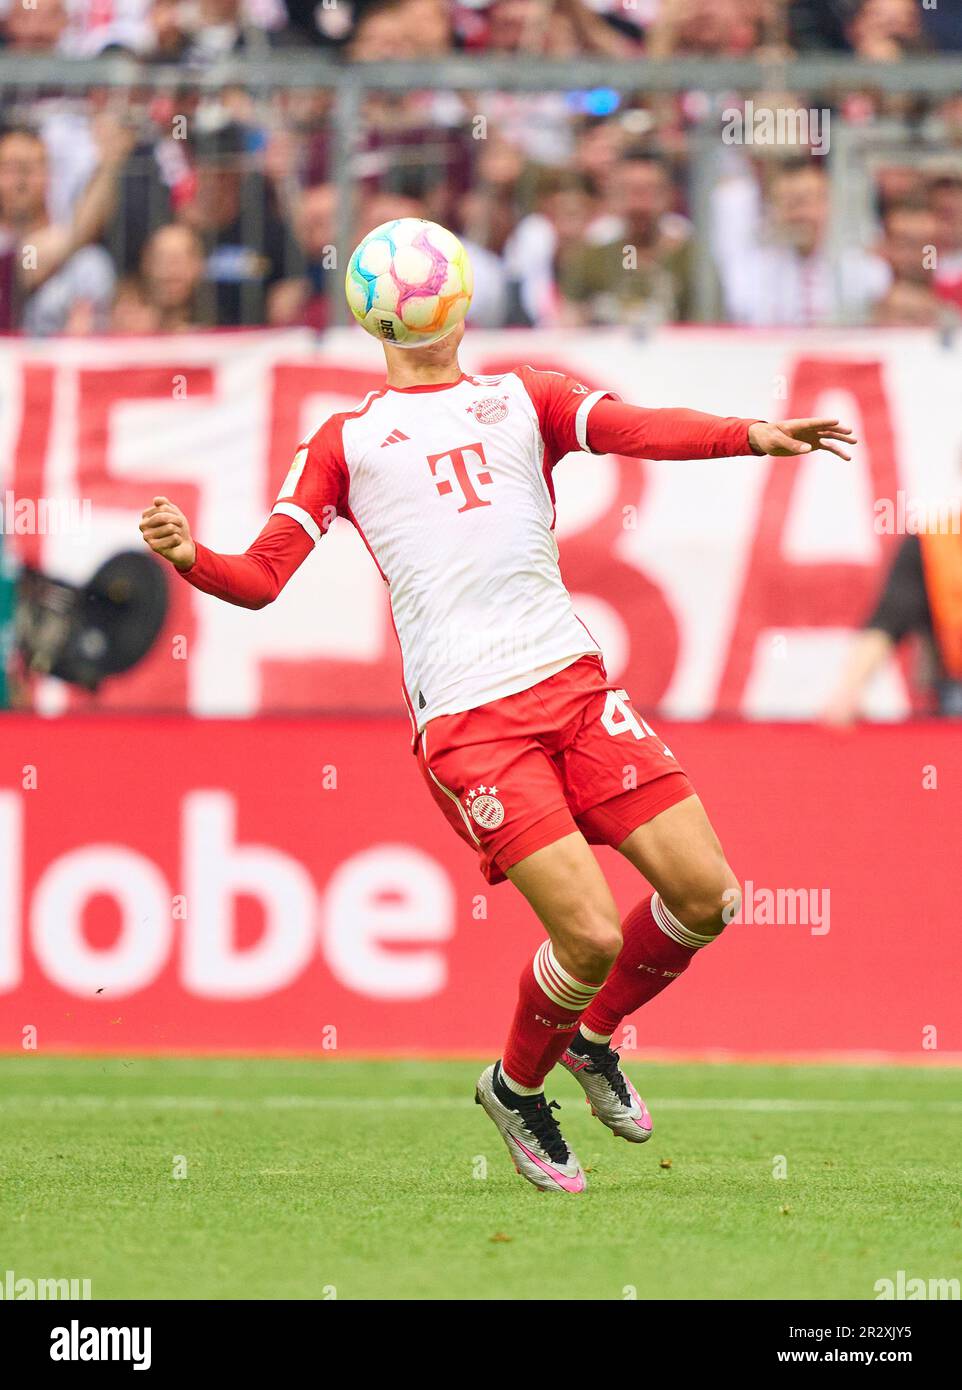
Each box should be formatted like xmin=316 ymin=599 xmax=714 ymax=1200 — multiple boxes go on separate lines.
xmin=580 ymin=893 xmax=715 ymax=1039
xmin=501 ymin=940 xmax=602 ymax=1090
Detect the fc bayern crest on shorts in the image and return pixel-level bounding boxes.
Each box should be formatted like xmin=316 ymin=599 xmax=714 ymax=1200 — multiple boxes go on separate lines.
xmin=465 ymin=786 xmax=505 ymax=829
xmin=468 ymin=396 xmax=509 ymax=425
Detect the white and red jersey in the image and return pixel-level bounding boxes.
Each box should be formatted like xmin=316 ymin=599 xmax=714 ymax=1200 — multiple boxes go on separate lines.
xmin=273 ymin=368 xmax=615 ymax=729
xmin=181 ymin=366 xmax=757 ymax=731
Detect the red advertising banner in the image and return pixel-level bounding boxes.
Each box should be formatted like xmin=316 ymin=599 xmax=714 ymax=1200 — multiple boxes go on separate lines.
xmin=1 ymin=715 xmax=957 ymax=1058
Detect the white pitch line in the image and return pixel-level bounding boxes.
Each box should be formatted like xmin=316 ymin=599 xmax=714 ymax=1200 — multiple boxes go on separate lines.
xmin=0 ymin=1095 xmax=959 ymax=1114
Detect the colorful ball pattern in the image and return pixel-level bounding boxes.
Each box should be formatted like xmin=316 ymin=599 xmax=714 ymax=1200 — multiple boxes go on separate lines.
xmin=345 ymin=219 xmax=473 ymax=347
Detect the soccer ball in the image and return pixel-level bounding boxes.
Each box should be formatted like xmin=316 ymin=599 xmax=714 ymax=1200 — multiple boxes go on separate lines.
xmin=345 ymin=218 xmax=473 ymax=348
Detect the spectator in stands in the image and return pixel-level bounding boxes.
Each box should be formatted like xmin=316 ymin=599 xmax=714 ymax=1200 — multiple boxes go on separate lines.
xmin=282 ymin=0 xmax=353 ymax=48
xmin=178 ymin=121 xmax=291 ymax=326
xmin=267 ymin=183 xmax=337 ymax=329
xmin=503 ymin=174 xmax=593 ymax=326
xmin=1 ymin=12 xmax=107 ymax=222
xmin=145 ymin=0 xmax=190 ymax=60
xmin=788 ymin=0 xmax=854 ymax=53
xmin=645 ymin=0 xmax=769 ymax=56
xmin=355 ymin=190 xmax=429 ymax=241
xmin=572 ymin=118 xmax=628 ymax=201
xmin=879 ymin=200 xmax=938 ymax=281
xmin=472 ymin=2 xmax=627 ymax=168
xmin=824 ymin=528 xmax=962 ymax=722
xmin=560 ymin=151 xmax=695 ymax=325
xmin=478 ymin=0 xmax=632 ymax=57
xmin=138 ymin=223 xmax=207 ymax=331
xmin=110 ymin=275 xmax=160 ymax=333
xmin=846 ymin=0 xmax=926 ymax=61
xmin=874 ymin=162 xmax=928 ymax=217
xmin=872 ymin=199 xmax=944 ymax=324
xmin=455 ymin=189 xmax=511 ymax=328
xmin=0 ymin=119 xmax=132 ymax=335
xmin=62 ymin=0 xmax=152 ymax=56
xmin=0 ymin=0 xmax=69 ymax=52
xmin=713 ymin=158 xmax=890 ymax=326
xmin=872 ymin=279 xmax=943 ymax=326
xmin=469 ymin=138 xmax=536 ymax=254
xmin=397 ymin=0 xmax=452 ymax=55
xmin=930 ymin=175 xmax=962 ymax=313
xmin=349 ymin=0 xmax=452 ymax=59
xmin=178 ymin=0 xmax=270 ymax=63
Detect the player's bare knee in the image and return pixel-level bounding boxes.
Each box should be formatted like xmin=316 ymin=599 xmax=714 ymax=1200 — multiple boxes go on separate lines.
xmin=559 ymin=910 xmax=622 ymax=981
xmin=668 ymin=867 xmax=741 ymax=937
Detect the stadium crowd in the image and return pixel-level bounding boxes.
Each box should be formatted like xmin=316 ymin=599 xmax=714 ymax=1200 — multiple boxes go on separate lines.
xmin=1 ymin=0 xmax=962 ymax=333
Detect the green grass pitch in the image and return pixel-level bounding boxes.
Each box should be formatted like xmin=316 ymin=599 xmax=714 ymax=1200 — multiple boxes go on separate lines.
xmin=1 ymin=1056 xmax=958 ymax=1301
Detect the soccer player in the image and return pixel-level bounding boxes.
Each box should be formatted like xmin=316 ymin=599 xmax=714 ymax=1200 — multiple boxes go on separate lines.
xmin=140 ymin=240 xmax=855 ymax=1194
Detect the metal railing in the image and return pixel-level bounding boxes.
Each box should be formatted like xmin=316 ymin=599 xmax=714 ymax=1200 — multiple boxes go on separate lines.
xmin=2 ymin=52 xmax=962 ymax=328
xmin=1 ymin=53 xmax=961 ymax=93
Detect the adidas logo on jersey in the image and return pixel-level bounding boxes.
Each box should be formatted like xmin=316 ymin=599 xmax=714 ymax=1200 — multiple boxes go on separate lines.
xmin=380 ymin=429 xmax=410 ymax=448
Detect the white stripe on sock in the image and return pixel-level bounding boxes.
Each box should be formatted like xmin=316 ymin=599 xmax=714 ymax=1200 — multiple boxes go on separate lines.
xmin=498 ymin=1064 xmax=543 ymax=1096
xmin=579 ymin=1026 xmax=613 ymax=1046
xmin=533 ymin=941 xmax=601 ymax=1011
xmin=652 ymin=893 xmax=715 ymax=950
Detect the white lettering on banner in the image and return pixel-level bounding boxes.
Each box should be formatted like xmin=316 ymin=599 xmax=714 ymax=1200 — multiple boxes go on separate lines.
xmin=0 ymin=794 xmax=22 ymax=990
xmin=182 ymin=792 xmax=316 ymax=999
xmin=31 ymin=848 xmax=171 ymax=997
xmin=0 ymin=788 xmax=461 ymax=1004
xmin=324 ymin=845 xmax=455 ymax=1001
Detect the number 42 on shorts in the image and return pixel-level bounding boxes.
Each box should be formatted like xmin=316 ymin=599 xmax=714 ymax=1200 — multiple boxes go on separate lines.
xmin=601 ymin=689 xmax=674 ymax=758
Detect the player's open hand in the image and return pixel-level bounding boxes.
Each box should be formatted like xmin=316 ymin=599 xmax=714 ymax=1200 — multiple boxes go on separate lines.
xmin=748 ymin=419 xmax=857 ymax=460
xmin=139 ymin=496 xmax=196 ymax=571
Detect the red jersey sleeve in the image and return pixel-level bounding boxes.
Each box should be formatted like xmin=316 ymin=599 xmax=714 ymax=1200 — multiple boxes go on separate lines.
xmin=516 ymin=365 xmax=618 ymax=467
xmin=586 ymin=397 xmax=759 ymax=460
xmin=517 ymin=364 xmax=760 ymax=464
xmin=270 ymin=415 xmax=350 ymax=541
xmin=183 ymin=513 xmax=313 ymax=610
xmin=179 ymin=416 xmax=349 ymax=610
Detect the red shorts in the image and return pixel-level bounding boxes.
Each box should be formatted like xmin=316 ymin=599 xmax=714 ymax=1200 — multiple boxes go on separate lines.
xmin=416 ymin=655 xmax=695 ymax=884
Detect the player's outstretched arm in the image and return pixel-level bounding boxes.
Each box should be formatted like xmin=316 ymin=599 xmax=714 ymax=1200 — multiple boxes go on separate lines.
xmin=584 ymin=398 xmax=856 ymax=461
xmin=139 ymin=497 xmax=313 ymax=610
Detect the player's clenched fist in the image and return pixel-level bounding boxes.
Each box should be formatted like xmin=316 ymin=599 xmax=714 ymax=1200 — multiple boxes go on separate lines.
xmin=139 ymin=496 xmax=196 ymax=572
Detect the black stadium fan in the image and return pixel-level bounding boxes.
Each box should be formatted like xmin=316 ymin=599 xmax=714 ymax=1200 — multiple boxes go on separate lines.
xmin=16 ymin=550 xmax=168 ymax=691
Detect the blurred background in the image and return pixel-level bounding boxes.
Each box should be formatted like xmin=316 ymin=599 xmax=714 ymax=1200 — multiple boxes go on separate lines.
xmin=0 ymin=0 xmax=959 ymax=1060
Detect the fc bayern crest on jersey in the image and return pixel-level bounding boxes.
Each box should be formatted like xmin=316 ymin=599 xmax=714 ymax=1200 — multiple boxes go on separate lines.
xmin=468 ymin=396 xmax=509 ymax=425
xmin=465 ymin=786 xmax=505 ymax=829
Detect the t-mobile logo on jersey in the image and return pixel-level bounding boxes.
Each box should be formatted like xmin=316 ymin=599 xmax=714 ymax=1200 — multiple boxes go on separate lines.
xmin=427 ymin=443 xmax=493 ymax=513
